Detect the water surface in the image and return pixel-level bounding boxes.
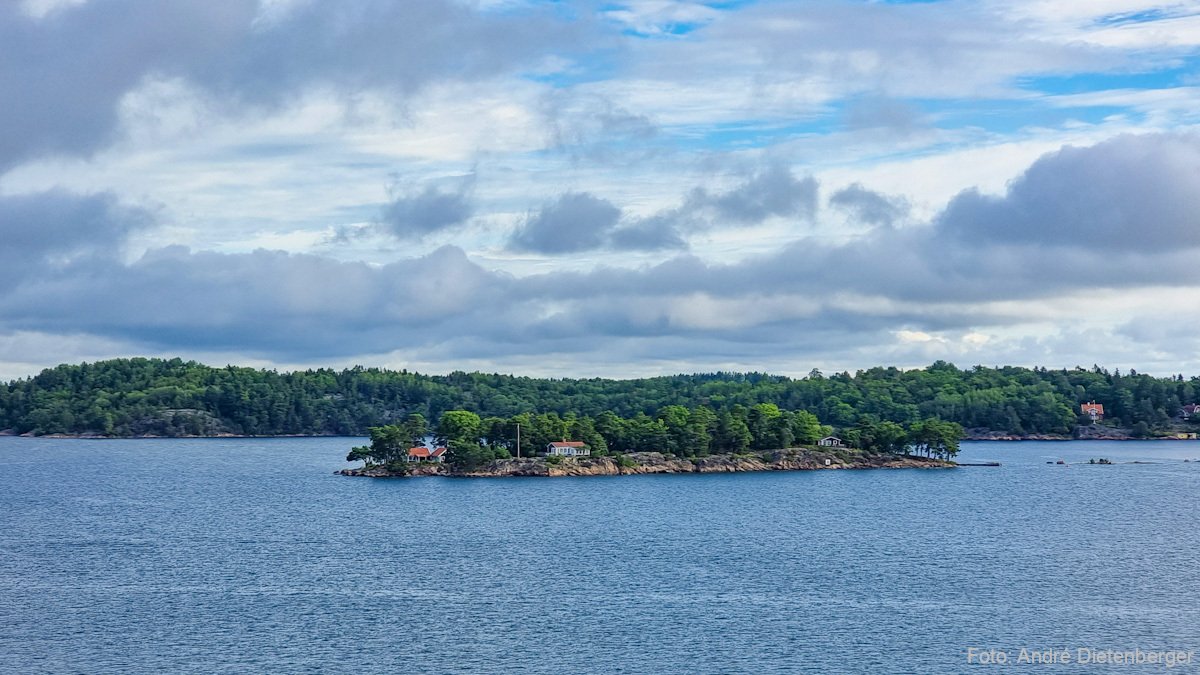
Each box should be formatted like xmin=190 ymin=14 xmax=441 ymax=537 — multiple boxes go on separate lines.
xmin=2 ymin=438 xmax=1198 ymax=673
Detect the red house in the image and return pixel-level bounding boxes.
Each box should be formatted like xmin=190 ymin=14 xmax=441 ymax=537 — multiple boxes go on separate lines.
xmin=1081 ymin=402 xmax=1104 ymax=422
xmin=407 ymin=446 xmax=447 ymax=463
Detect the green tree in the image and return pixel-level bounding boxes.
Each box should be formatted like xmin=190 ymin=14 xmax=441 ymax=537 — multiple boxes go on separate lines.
xmin=446 ymin=437 xmax=493 ymax=472
xmin=907 ymin=419 xmax=963 ymax=459
xmin=347 ymin=424 xmax=410 ymax=465
xmin=436 ymin=410 xmax=482 ymax=446
xmin=715 ymin=410 xmax=751 ymax=454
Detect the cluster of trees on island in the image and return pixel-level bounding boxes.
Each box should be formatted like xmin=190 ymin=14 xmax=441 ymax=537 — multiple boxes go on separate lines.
xmin=347 ymin=405 xmax=966 ymax=471
xmin=1 ymin=357 xmax=1197 ymax=441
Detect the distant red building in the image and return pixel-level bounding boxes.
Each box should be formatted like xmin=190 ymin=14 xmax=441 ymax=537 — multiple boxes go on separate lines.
xmin=1081 ymin=401 xmax=1104 ymax=422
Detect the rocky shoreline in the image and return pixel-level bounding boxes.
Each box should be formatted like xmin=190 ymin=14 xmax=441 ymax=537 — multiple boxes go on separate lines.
xmin=337 ymin=449 xmax=955 ymax=478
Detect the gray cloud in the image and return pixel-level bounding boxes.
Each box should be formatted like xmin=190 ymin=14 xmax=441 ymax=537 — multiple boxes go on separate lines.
xmin=609 ymin=213 xmax=688 ymax=251
xmin=2 ymin=134 xmax=1199 ymax=370
xmin=830 ymin=183 xmax=910 ymax=226
xmin=686 ymin=164 xmax=819 ymax=225
xmin=0 ymin=244 xmax=512 ymax=358
xmin=380 ymin=177 xmax=475 ymax=239
xmin=937 ymin=133 xmax=1200 ymax=251
xmin=589 ymin=135 xmax=1200 ymax=305
xmin=0 ymin=0 xmax=592 ymax=171
xmin=505 ymin=166 xmax=819 ymax=254
xmin=0 ymin=190 xmax=153 ymax=289
xmin=510 ymin=192 xmax=622 ymax=254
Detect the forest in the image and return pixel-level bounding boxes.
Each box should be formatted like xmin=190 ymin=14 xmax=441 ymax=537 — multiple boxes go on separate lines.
xmin=1 ymin=357 xmax=1197 ymax=440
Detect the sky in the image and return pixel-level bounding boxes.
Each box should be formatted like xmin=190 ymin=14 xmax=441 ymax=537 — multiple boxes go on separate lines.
xmin=2 ymin=0 xmax=1200 ymax=381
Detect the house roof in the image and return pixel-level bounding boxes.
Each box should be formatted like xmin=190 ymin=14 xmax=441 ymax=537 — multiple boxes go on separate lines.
xmin=430 ymin=447 xmax=447 ymax=457
xmin=548 ymin=441 xmax=586 ymax=448
xmin=407 ymin=446 xmax=431 ymax=458
xmin=1081 ymin=402 xmax=1105 ymax=413
xmin=1184 ymin=404 xmax=1200 ymax=412
xmin=819 ymin=436 xmax=841 ymax=441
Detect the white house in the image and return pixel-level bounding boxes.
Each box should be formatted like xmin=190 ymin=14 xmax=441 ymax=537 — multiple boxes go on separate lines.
xmin=546 ymin=441 xmax=590 ymax=457
xmin=817 ymin=436 xmax=843 ymax=448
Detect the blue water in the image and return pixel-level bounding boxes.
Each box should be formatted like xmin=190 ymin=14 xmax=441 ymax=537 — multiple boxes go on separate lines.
xmin=2 ymin=438 xmax=1198 ymax=674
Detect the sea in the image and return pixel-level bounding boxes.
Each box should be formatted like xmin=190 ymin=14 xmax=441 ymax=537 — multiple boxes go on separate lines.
xmin=1 ymin=437 xmax=1198 ymax=674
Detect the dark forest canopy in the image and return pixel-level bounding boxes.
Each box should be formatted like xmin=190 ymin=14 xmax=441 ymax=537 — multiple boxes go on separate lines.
xmin=1 ymin=357 xmax=1197 ymax=439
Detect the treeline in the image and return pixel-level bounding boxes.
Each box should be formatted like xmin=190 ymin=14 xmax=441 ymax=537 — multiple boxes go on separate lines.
xmin=346 ymin=407 xmax=964 ymax=471
xmin=1 ymin=357 xmax=1197 ymax=437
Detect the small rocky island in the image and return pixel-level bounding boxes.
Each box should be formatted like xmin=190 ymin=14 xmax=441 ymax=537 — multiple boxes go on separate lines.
xmin=339 ymin=447 xmax=955 ymax=478
xmin=337 ymin=410 xmax=964 ymax=478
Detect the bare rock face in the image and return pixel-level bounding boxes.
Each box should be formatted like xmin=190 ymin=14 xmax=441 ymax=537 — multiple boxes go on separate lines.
xmin=620 ymin=453 xmax=696 ymax=474
xmin=468 ymin=458 xmax=551 ymax=477
xmin=467 ymin=449 xmax=951 ymax=477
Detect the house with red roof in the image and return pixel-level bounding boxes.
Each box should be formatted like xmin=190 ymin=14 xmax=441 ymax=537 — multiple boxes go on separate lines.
xmin=407 ymin=446 xmax=448 ymax=463
xmin=545 ymin=440 xmax=590 ymax=457
xmin=1181 ymin=404 xmax=1200 ymax=420
xmin=1081 ymin=401 xmax=1104 ymax=422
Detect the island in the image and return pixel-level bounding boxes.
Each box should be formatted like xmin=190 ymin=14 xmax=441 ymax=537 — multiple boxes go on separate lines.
xmin=336 ymin=410 xmax=965 ymax=478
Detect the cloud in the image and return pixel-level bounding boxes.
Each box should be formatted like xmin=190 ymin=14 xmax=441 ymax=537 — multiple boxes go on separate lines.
xmin=0 ymin=190 xmax=153 ymax=288
xmin=609 ymin=213 xmax=688 ymax=251
xmin=0 ymin=244 xmax=513 ymax=358
xmin=0 ymin=0 xmax=592 ymax=171
xmin=937 ymin=132 xmax=1200 ymax=251
xmin=379 ymin=176 xmax=475 ymax=239
xmin=509 ymin=132 xmax=1200 ymax=341
xmin=509 ymin=192 xmax=622 ymax=254
xmin=3 ymin=133 xmax=1200 ymax=374
xmin=685 ymin=164 xmax=819 ymax=226
xmin=829 ymin=183 xmax=910 ymax=226
xmin=506 ymin=165 xmax=818 ymax=254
